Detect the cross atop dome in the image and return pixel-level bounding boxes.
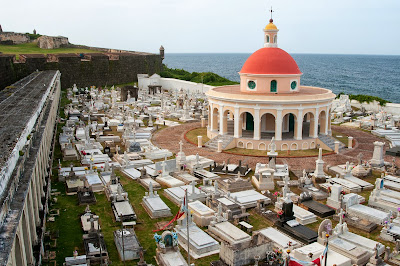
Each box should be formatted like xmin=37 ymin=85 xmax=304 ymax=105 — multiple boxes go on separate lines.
xmin=264 ymin=8 xmax=278 ymax=48
xmin=269 ymin=6 xmax=274 ymax=21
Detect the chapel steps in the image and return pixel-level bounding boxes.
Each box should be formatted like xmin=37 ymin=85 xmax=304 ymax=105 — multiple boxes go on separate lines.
xmin=318 ymin=134 xmax=346 ymax=151
xmin=204 ymin=134 xmax=235 ymax=150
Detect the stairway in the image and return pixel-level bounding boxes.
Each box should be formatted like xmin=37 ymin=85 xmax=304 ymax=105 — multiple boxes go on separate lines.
xmin=318 ymin=134 xmax=345 ymax=151
xmin=205 ymin=134 xmax=235 ymax=150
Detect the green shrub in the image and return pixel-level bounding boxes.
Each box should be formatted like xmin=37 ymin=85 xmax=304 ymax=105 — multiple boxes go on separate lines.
xmin=160 ymin=65 xmax=238 ymax=86
xmin=337 ymin=92 xmax=389 ymax=106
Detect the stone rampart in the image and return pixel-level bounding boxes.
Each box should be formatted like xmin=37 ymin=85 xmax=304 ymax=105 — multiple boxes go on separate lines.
xmin=36 ymin=35 xmax=69 ymax=49
xmin=0 ymin=52 xmax=163 ymax=89
xmin=0 ymin=32 xmax=30 ymax=44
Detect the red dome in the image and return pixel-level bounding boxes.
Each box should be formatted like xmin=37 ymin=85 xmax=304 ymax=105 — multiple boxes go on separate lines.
xmin=240 ymin=48 xmax=302 ymax=75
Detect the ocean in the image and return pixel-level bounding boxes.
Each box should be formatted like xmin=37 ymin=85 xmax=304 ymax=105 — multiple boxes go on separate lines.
xmin=163 ymin=53 xmax=400 ymax=103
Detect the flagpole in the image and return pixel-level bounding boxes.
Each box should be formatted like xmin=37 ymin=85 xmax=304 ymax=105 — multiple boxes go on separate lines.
xmin=186 ymin=189 xmax=190 ymax=265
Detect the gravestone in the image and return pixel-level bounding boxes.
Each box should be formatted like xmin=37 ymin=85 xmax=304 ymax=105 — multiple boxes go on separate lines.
xmin=371 ymin=141 xmax=385 ymax=167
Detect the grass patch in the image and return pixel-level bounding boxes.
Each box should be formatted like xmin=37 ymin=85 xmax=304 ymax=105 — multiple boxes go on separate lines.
xmin=248 ymin=210 xmax=274 ymax=230
xmin=185 ymin=127 xmax=209 ymax=145
xmin=225 ymin=147 xmax=331 ymax=157
xmin=0 ymin=42 xmax=99 ymax=58
xmin=331 ymin=130 xmax=349 ymax=147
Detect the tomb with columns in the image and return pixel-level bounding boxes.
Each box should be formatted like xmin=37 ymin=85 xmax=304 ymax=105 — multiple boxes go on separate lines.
xmin=206 ymin=17 xmax=335 ymax=151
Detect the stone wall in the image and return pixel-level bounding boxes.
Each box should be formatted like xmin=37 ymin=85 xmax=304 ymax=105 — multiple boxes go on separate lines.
xmin=0 ymin=52 xmax=163 ymax=89
xmin=37 ymin=35 xmax=69 ymax=49
xmin=0 ymin=32 xmax=30 ymax=44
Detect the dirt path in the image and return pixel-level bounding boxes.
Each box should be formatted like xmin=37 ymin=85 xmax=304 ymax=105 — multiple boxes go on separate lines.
xmin=152 ymin=122 xmax=399 ymax=171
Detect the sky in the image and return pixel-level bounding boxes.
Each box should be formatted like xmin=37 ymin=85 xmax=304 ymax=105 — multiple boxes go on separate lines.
xmin=1 ymin=0 xmax=400 ymax=55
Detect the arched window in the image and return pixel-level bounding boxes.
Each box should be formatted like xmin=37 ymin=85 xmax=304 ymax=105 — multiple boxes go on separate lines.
xmin=274 ymin=35 xmax=277 ymax=43
xmin=266 ymin=35 xmax=270 ymax=43
xmin=270 ymin=80 xmax=277 ymax=92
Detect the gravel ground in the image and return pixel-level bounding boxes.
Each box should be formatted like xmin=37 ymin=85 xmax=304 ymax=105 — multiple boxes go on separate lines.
xmin=152 ymin=122 xmax=399 ymax=171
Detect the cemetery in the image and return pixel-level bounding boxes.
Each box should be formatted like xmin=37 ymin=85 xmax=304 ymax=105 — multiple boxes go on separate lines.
xmin=31 ymin=74 xmax=400 ymax=266
xmin=5 ymin=17 xmax=400 ymax=266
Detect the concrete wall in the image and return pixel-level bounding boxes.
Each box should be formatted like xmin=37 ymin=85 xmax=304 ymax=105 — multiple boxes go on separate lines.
xmin=0 ymin=53 xmax=163 ymax=90
xmin=138 ymin=75 xmax=214 ymax=93
xmin=351 ymin=100 xmax=400 ymax=115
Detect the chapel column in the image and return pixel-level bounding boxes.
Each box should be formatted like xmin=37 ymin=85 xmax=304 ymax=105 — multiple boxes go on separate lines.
xmin=295 ymin=108 xmax=303 ymax=140
xmin=210 ymin=105 xmax=216 ymax=131
xmin=323 ymin=109 xmax=329 ymax=135
xmin=312 ymin=107 xmax=319 ymax=138
xmin=219 ymin=105 xmax=225 ymax=135
xmin=234 ymin=107 xmax=241 ymax=138
xmin=253 ymin=108 xmax=261 ymax=140
xmin=275 ymin=108 xmax=283 ymax=141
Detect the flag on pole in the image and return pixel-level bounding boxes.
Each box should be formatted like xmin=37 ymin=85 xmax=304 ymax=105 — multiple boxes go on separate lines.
xmin=153 ymin=190 xmax=187 ymax=232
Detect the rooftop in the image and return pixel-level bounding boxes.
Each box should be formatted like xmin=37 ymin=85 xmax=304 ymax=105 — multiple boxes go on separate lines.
xmin=0 ymin=71 xmax=58 ymax=169
xmin=207 ymin=85 xmax=336 ymax=103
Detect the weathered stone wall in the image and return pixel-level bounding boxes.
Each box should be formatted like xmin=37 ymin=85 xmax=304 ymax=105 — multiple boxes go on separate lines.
xmin=36 ymin=35 xmax=69 ymax=49
xmin=0 ymin=53 xmax=163 ymax=89
xmin=0 ymin=32 xmax=30 ymax=44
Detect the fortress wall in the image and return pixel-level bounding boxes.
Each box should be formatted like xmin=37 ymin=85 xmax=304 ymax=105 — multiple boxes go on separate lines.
xmin=0 ymin=53 xmax=163 ymax=89
xmin=0 ymin=55 xmax=16 ymax=87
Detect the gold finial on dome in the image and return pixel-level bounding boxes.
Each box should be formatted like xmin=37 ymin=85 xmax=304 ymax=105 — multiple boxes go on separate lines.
xmin=264 ymin=7 xmax=279 ymax=47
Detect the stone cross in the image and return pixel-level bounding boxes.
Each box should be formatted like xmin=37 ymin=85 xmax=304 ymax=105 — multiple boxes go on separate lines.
xmin=87 ymin=214 xmax=98 ymax=233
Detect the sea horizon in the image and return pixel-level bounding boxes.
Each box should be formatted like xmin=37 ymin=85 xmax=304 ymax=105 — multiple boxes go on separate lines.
xmin=164 ymin=53 xmax=400 ymax=103
xmin=166 ymin=52 xmax=400 ymax=57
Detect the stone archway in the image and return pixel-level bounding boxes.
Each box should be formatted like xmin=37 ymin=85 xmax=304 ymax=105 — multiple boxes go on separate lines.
xmin=319 ymin=110 xmax=327 ymax=135
xmin=282 ymin=112 xmax=297 ymax=139
xmin=211 ymin=107 xmax=219 ymax=131
xmin=260 ymin=113 xmax=275 ymax=139
xmin=240 ymin=112 xmax=254 ymax=138
xmin=222 ymin=109 xmax=234 ymax=136
xmin=303 ymin=112 xmax=315 ymax=138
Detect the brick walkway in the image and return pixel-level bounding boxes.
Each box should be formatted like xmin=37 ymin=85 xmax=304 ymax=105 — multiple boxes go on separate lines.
xmin=152 ymin=122 xmax=399 ymax=171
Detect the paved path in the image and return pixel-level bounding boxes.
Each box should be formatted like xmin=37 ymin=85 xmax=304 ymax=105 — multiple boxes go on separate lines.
xmin=152 ymin=122 xmax=399 ymax=171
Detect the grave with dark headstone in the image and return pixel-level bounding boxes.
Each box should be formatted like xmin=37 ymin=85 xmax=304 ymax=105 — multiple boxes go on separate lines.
xmin=298 ymin=192 xmax=335 ymax=218
xmin=77 ymin=186 xmax=97 ymax=205
xmin=275 ymin=198 xmax=318 ymax=244
xmin=129 ymin=142 xmax=141 ymax=152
